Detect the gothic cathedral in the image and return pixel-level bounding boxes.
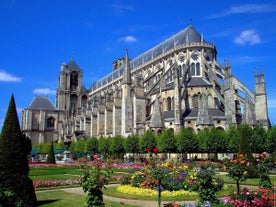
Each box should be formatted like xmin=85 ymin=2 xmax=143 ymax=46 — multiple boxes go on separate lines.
xmin=22 ymin=25 xmax=270 ymax=144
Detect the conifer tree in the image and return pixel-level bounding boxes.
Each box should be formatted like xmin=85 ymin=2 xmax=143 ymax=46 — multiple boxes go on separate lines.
xmin=0 ymin=94 xmax=37 ymax=206
xmin=46 ymin=141 xmax=56 ymax=164
xmin=238 ymin=125 xmax=258 ymax=178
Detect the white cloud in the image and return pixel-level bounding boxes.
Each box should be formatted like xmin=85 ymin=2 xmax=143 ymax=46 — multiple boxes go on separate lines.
xmin=118 ymin=35 xmax=137 ymax=43
xmin=209 ymin=4 xmax=276 ymax=18
xmin=33 ymin=88 xmax=56 ymax=95
xmin=110 ymin=4 xmax=135 ymax=11
xmin=0 ymin=70 xmax=21 ymax=82
xmin=234 ymin=30 xmax=261 ymax=45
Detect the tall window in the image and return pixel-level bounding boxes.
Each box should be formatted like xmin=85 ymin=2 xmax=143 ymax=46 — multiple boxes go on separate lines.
xmin=47 ymin=117 xmax=55 ymax=129
xmin=190 ymin=63 xmax=201 ymax=77
xmin=167 ymin=97 xmax=172 ymax=111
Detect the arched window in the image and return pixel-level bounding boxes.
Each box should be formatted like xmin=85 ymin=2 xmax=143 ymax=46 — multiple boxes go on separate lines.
xmin=196 ymin=63 xmax=201 ymax=76
xmin=47 ymin=117 xmax=55 ymax=129
xmin=191 ymin=63 xmax=195 ymax=76
xmin=167 ymin=97 xmax=172 ymax=111
xmin=70 ymin=94 xmax=78 ymax=115
xmin=81 ymin=95 xmax=87 ymax=109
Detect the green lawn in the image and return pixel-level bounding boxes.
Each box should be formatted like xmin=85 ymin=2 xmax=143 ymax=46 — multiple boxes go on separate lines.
xmin=36 ymin=190 xmax=140 ymax=207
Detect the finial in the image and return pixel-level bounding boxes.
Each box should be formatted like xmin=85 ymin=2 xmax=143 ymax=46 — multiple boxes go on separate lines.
xmin=189 ymin=18 xmax=192 ymax=25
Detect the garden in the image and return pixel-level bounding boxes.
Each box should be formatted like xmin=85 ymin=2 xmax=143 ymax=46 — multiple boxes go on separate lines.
xmin=30 ymin=149 xmax=276 ymax=207
xmin=22 ymin=126 xmax=276 ymax=206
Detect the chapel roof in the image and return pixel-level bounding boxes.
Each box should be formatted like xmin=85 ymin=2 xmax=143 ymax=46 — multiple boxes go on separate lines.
xmin=27 ymin=96 xmax=57 ymax=111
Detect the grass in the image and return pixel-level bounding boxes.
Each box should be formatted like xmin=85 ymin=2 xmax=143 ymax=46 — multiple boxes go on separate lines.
xmin=36 ymin=190 xmax=140 ymax=207
xmin=217 ymin=174 xmax=276 ymax=186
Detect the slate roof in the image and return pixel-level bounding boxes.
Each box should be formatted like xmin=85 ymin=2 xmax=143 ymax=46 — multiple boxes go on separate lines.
xmin=27 ymin=96 xmax=57 ymax=111
xmin=162 ymin=108 xmax=225 ymax=122
xmin=67 ymin=58 xmax=82 ymax=71
xmin=187 ymin=77 xmax=212 ymax=87
xmin=92 ymin=25 xmax=207 ymax=90
xmin=183 ymin=108 xmax=225 ymax=120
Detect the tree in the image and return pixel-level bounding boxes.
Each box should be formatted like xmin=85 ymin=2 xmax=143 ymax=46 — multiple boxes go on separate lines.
xmin=139 ymin=130 xmax=157 ymax=153
xmin=206 ymin=128 xmax=227 ymax=160
xmin=157 ymin=129 xmax=177 ymax=157
xmin=197 ymin=129 xmax=210 ymax=153
xmin=98 ymin=137 xmax=111 ymax=160
xmin=124 ymin=134 xmax=139 ymax=154
xmin=0 ymin=94 xmax=37 ymax=206
xmin=267 ymin=126 xmax=276 ymax=154
xmin=251 ymin=123 xmax=267 ymax=153
xmin=110 ymin=135 xmax=125 ymax=159
xmin=86 ymin=138 xmax=99 ymax=156
xmin=46 ymin=141 xmax=56 ymax=164
xmin=238 ymin=125 xmax=258 ymax=178
xmin=176 ymin=128 xmax=198 ymax=155
xmin=226 ymin=126 xmax=240 ymax=153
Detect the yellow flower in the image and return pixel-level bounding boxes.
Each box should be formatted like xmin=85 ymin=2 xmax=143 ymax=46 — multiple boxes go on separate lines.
xmin=117 ymin=185 xmax=198 ymax=197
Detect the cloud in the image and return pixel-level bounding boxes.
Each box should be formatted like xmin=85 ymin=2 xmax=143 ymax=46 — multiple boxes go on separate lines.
xmin=234 ymin=30 xmax=261 ymax=45
xmin=209 ymin=3 xmax=276 ymax=18
xmin=0 ymin=70 xmax=21 ymax=82
xmin=110 ymin=4 xmax=135 ymax=11
xmin=33 ymin=88 xmax=56 ymax=95
xmin=118 ymin=35 xmax=137 ymax=43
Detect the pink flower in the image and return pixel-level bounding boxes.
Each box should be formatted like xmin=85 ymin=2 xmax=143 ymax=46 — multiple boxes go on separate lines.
xmin=93 ymin=154 xmax=99 ymax=159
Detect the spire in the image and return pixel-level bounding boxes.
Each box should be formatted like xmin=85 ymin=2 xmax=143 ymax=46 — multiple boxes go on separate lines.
xmin=123 ymin=49 xmax=131 ymax=84
xmin=196 ymin=94 xmax=213 ymax=126
xmin=149 ymin=97 xmax=164 ymax=128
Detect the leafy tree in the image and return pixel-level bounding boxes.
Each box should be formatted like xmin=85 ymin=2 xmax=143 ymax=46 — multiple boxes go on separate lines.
xmin=251 ymin=123 xmax=267 ymax=153
xmin=110 ymin=135 xmax=125 ymax=159
xmin=139 ymin=130 xmax=157 ymax=153
xmin=157 ymin=129 xmax=177 ymax=155
xmin=266 ymin=126 xmax=276 ymax=154
xmin=46 ymin=141 xmax=56 ymax=164
xmin=206 ymin=128 xmax=227 ymax=160
xmin=197 ymin=129 xmax=210 ymax=153
xmin=124 ymin=134 xmax=139 ymax=154
xmin=86 ymin=138 xmax=99 ymax=156
xmin=0 ymin=94 xmax=37 ymax=206
xmin=34 ymin=143 xmax=50 ymax=154
xmin=98 ymin=137 xmax=111 ymax=159
xmin=176 ymin=128 xmax=198 ymax=154
xmin=226 ymin=126 xmax=240 ymax=153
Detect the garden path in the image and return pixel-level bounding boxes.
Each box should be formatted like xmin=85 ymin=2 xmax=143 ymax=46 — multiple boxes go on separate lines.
xmin=61 ymin=185 xmax=196 ymax=207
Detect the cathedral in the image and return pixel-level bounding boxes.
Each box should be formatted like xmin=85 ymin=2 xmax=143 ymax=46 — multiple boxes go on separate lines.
xmin=21 ymin=25 xmax=270 ymax=144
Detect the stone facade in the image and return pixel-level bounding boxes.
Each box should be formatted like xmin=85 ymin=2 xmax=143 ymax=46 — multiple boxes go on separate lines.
xmin=22 ymin=25 xmax=270 ymax=144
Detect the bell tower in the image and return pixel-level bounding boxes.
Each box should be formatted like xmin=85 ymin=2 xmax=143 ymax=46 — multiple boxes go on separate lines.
xmin=254 ymin=70 xmax=270 ymax=129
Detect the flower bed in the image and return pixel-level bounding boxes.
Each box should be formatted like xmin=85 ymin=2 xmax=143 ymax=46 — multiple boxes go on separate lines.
xmin=117 ymin=185 xmax=198 ymax=197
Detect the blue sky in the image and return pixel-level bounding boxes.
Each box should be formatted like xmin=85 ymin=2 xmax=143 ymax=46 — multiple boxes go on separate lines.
xmin=1 ymin=0 xmax=276 ymax=130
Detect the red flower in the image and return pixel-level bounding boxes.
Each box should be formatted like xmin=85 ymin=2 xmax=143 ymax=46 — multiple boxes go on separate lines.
xmin=153 ymin=148 xmax=159 ymax=153
xmin=145 ymin=160 xmax=149 ymax=166
xmin=146 ymin=147 xmax=151 ymax=152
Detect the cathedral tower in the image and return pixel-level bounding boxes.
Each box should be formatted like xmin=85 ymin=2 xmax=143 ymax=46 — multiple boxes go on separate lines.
xmin=255 ymin=71 xmax=270 ymax=128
